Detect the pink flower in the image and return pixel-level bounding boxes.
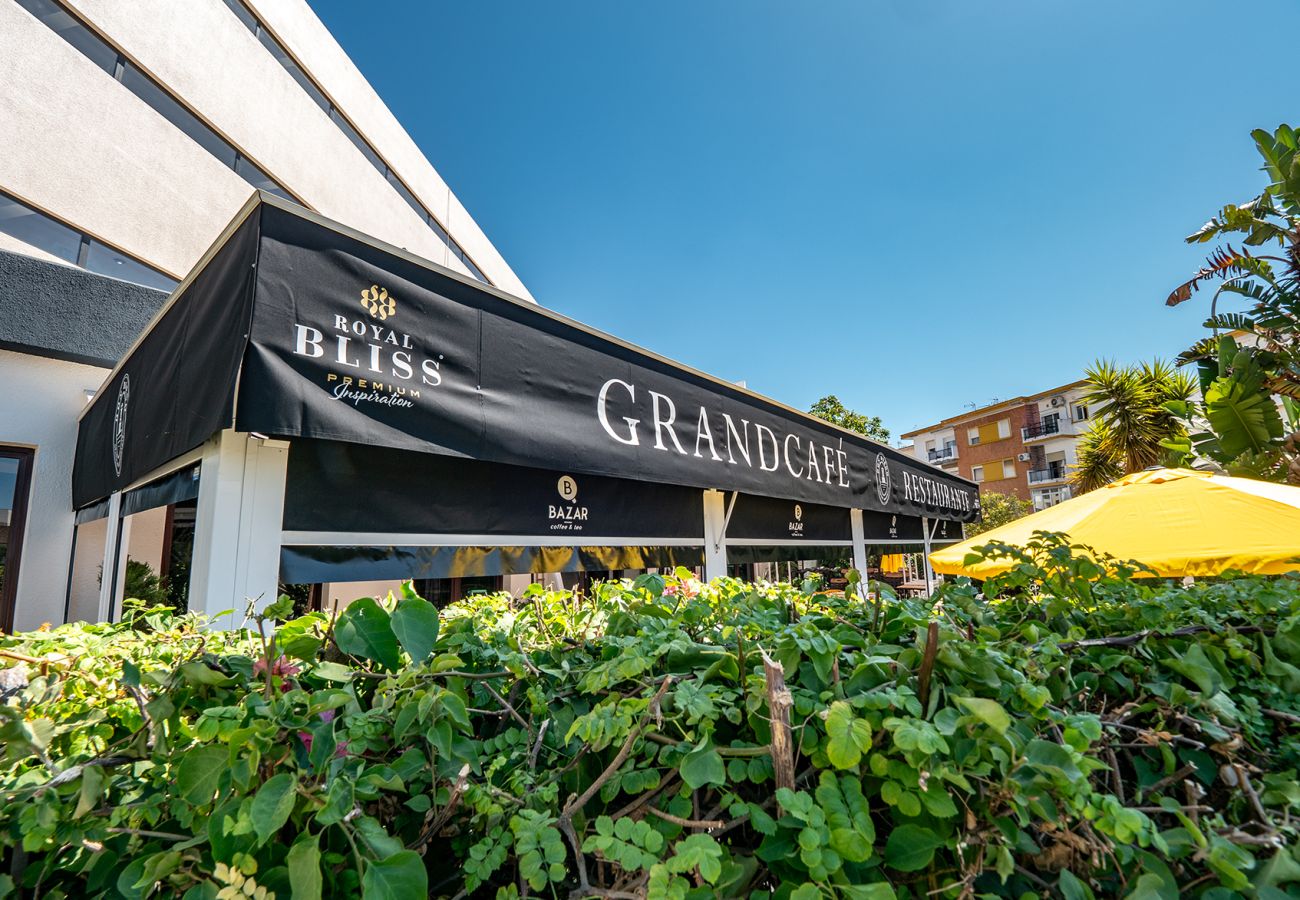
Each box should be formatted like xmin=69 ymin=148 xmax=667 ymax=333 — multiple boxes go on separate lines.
xmin=253 ymin=656 xmax=302 ymax=679
xmin=299 ymin=710 xmax=348 ymax=758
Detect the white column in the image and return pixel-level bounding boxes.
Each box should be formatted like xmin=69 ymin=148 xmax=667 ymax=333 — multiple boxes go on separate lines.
xmin=189 ymin=430 xmax=289 ymax=625
xmin=849 ymin=509 xmax=869 ymax=580
xmin=921 ymin=516 xmax=936 ymax=596
xmin=96 ymin=491 xmax=122 ymax=623
xmin=702 ymin=489 xmax=728 ymax=582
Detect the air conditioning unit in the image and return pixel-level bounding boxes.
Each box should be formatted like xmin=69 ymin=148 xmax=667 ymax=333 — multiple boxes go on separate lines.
xmin=1049 ymin=396 xmax=1065 ymax=408
xmin=1017 ymin=453 xmax=1031 ymax=462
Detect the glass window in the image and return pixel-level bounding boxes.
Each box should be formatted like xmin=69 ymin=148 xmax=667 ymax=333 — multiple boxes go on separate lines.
xmin=385 ymin=169 xmax=427 ymax=219
xmin=220 ymin=0 xmax=258 ymax=33
xmin=83 ymin=239 xmax=176 ymax=291
xmin=234 ymin=155 xmax=286 ymax=197
xmin=15 ymin=0 xmax=119 ymax=74
xmin=0 ymin=193 xmax=82 ymax=262
xmin=330 ymin=108 xmax=385 ymax=172
xmin=426 ymin=214 xmax=451 ymax=248
xmin=0 ymin=448 xmax=34 ymax=631
xmin=971 ymin=466 xmax=984 ymax=483
xmin=1002 ymin=459 xmax=1016 ymax=479
xmin=997 ymin=419 xmax=1011 ymax=440
xmin=461 ymin=249 xmax=488 ymax=283
xmin=257 ymin=28 xmax=329 ymax=111
xmin=1074 ymin=403 xmax=1089 ymax=421
xmin=967 ymin=426 xmax=980 ymax=445
xmin=119 ymin=63 xmax=238 ymax=167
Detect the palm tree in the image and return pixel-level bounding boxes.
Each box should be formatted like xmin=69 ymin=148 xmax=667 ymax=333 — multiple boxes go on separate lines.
xmin=1069 ymin=359 xmax=1197 ymax=493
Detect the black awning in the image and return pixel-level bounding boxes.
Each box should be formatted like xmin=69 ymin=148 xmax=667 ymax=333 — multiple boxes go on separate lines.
xmin=280 ymin=544 xmax=704 ymax=584
xmin=725 ymin=493 xmax=851 ymax=544
xmin=283 ymin=440 xmax=704 ymax=540
xmin=74 ymin=194 xmax=979 ymax=524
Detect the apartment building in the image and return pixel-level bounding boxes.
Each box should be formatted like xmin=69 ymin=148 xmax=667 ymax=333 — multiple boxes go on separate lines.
xmin=902 ymin=380 xmax=1091 ymax=510
xmin=0 ymin=0 xmax=530 ymax=628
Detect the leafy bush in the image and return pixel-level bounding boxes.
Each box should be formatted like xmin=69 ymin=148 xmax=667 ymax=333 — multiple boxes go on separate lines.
xmin=3 ymin=539 xmax=1300 ymax=899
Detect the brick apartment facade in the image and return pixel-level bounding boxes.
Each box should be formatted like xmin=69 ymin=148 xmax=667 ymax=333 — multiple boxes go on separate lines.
xmin=902 ymin=380 xmax=1090 ymax=510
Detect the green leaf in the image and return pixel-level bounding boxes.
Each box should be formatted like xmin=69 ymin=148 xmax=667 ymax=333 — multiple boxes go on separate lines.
xmin=176 ymin=745 xmax=228 ymax=807
xmin=680 ymin=739 xmax=725 ymax=789
xmin=287 ymin=835 xmax=323 ymax=900
xmin=1164 ymin=643 xmax=1224 ymax=697
xmin=883 ymin=823 xmax=945 ymax=872
xmin=824 ymin=700 xmax=873 ymax=769
xmin=360 ymin=850 xmax=428 ymax=899
xmin=334 ymin=597 xmax=401 ymax=670
xmin=312 ymin=661 xmax=355 ymax=682
xmin=954 ymin=696 xmax=1011 ymax=734
xmin=1059 ymin=870 xmax=1096 ymax=900
xmin=1024 ymin=739 xmax=1083 ymax=782
xmin=391 ymin=597 xmax=440 ymax=663
xmin=179 ymin=661 xmax=235 ymax=687
xmin=251 ymin=773 xmax=297 ymax=846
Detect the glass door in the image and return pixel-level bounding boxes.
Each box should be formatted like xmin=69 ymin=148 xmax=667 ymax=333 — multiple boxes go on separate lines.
xmin=0 ymin=448 xmax=35 ymax=632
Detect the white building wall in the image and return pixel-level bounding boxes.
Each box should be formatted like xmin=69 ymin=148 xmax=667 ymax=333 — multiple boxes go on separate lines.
xmin=62 ymin=0 xmax=467 ymax=281
xmin=4 ymin=0 xmax=530 ymax=297
xmin=0 ymin=349 xmax=106 ymax=630
xmin=244 ymin=0 xmax=532 ymax=300
xmin=0 ymin=0 xmax=252 ymax=279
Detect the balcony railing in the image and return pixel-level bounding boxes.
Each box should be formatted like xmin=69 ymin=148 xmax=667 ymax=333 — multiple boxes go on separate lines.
xmin=1021 ymin=419 xmax=1063 ymax=441
xmin=927 ymin=446 xmax=958 ymax=463
xmin=1033 ymin=487 xmax=1073 ymax=510
xmin=1028 ymin=464 xmax=1067 ymax=484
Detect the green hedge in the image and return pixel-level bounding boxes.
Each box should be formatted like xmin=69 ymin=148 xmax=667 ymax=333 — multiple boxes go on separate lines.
xmin=3 ymin=534 xmax=1300 ymax=899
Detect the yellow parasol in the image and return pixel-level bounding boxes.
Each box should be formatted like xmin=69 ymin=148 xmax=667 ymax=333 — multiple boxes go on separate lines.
xmin=929 ymin=468 xmax=1300 ymax=579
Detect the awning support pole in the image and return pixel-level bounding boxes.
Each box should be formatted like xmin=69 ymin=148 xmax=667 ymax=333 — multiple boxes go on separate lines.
xmin=849 ymin=509 xmax=869 ymax=587
xmin=702 ymin=489 xmax=728 ymax=582
xmin=96 ymin=491 xmax=125 ymax=622
xmin=188 ymin=430 xmax=289 ymax=627
xmin=921 ymin=516 xmax=938 ymax=596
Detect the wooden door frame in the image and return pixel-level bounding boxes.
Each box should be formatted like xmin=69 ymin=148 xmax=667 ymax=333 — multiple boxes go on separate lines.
xmin=0 ymin=447 xmax=35 ymax=633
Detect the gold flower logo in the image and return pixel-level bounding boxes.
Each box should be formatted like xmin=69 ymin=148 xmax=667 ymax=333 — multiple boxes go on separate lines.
xmin=360 ymin=284 xmax=396 ymax=320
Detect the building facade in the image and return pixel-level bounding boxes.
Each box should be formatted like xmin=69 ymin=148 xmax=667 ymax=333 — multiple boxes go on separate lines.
xmin=0 ymin=0 xmax=530 ymax=628
xmin=901 ymin=380 xmax=1091 ymax=511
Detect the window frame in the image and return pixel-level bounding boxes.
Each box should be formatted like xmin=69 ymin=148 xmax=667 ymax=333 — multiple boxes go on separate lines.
xmin=0 ymin=447 xmax=35 ymax=632
xmin=971 ymin=465 xmax=984 ymax=483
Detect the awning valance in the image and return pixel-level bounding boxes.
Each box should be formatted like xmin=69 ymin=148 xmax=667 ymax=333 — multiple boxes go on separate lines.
xmin=74 ymin=194 xmax=979 ymax=523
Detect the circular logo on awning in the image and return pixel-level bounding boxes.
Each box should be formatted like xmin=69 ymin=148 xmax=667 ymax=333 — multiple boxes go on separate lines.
xmin=875 ymin=453 xmax=891 ymax=506
xmin=112 ymin=374 xmax=130 ymax=478
xmin=794 ymin=503 xmax=803 ymax=521
xmin=557 ymin=475 xmax=578 ymax=502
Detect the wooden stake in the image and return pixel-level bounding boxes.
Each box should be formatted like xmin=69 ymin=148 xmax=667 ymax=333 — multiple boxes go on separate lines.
xmin=761 ymin=650 xmax=795 ymax=793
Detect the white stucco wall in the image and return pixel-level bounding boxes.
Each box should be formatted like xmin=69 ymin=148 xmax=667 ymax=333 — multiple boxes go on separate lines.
xmin=0 ymin=349 xmax=107 ymax=630
xmin=0 ymin=0 xmax=253 ymax=280
xmin=244 ymin=0 xmax=532 ymax=300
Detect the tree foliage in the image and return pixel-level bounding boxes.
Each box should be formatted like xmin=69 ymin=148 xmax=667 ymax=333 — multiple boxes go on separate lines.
xmin=808 ymin=395 xmax=890 ymax=442
xmin=1164 ymin=124 xmax=1300 ymax=482
xmin=4 ymin=557 xmax=1300 ymax=898
xmin=961 ymin=490 xmax=1032 ymax=537
xmin=1070 ymin=359 xmax=1196 ymax=493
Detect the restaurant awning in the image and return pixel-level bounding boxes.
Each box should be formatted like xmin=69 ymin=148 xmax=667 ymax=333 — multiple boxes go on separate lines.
xmin=75 ymin=193 xmax=978 ymax=519
xmin=73 ymin=193 xmax=977 ymax=608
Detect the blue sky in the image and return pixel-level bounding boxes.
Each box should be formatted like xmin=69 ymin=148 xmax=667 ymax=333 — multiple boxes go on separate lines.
xmin=309 ymin=0 xmax=1298 ymax=439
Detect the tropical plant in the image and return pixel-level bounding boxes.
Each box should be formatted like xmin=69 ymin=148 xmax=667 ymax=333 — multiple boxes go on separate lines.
xmin=1069 ymin=359 xmax=1195 ymax=493
xmin=5 ymin=556 xmax=1300 ymax=898
xmin=123 ymin=559 xmax=169 ymax=607
xmin=961 ymin=490 xmax=1032 ymax=537
xmin=1164 ymin=124 xmax=1300 ymax=482
xmin=808 ymin=395 xmax=890 ymax=442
